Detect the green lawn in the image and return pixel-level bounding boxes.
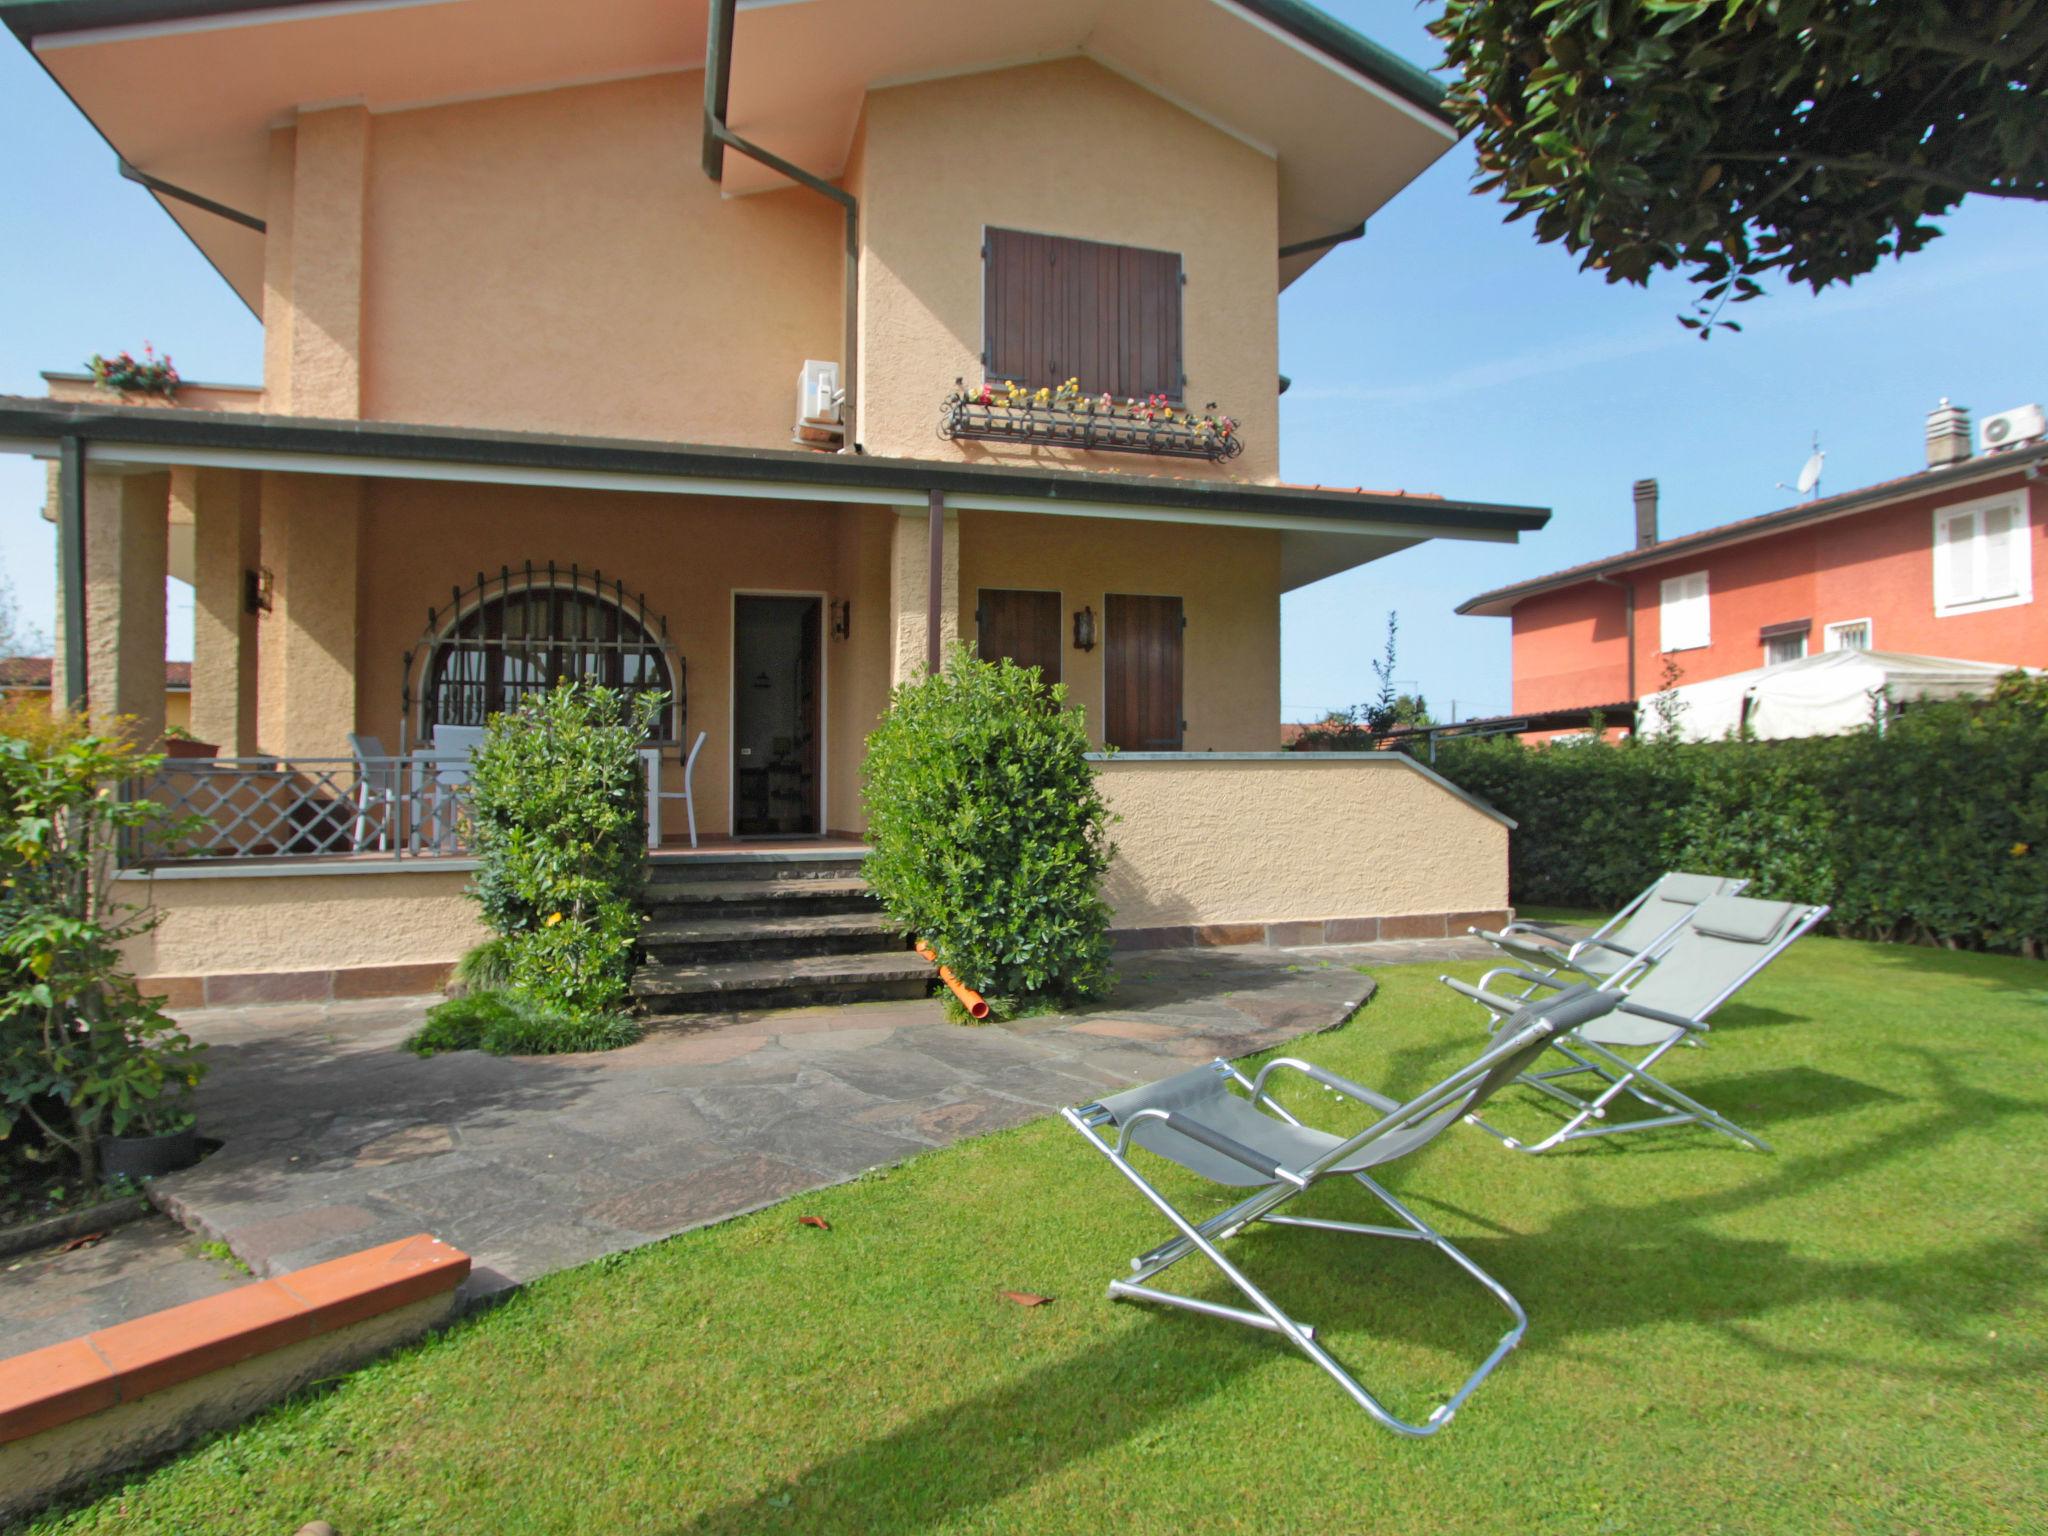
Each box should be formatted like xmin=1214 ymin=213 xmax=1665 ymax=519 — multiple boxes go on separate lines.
xmin=34 ymin=939 xmax=2048 ymax=1534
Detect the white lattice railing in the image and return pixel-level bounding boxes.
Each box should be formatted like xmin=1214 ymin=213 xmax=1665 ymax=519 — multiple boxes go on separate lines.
xmin=128 ymin=755 xmax=474 ymax=864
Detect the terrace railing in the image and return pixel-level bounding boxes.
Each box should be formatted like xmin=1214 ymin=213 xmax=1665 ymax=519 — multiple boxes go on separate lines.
xmin=125 ymin=755 xmax=474 ymax=866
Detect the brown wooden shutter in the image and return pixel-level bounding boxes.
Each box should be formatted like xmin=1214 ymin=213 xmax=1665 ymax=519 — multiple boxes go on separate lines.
xmin=985 ymin=228 xmax=1182 ymax=399
xmin=1104 ymin=594 xmax=1184 ymax=751
xmin=976 ymin=589 xmax=1063 ymax=687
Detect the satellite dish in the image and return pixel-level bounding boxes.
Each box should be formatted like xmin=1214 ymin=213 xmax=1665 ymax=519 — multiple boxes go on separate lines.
xmin=1776 ymin=432 xmax=1825 ymax=501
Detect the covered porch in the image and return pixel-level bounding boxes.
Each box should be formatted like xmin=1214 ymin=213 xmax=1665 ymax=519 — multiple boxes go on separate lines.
xmin=2 ymin=395 xmax=1539 ymax=1001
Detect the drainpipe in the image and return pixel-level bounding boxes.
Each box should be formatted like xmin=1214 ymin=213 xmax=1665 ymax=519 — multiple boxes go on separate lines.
xmin=926 ymin=489 xmax=944 ymax=675
xmin=1594 ymin=572 xmax=1637 ymax=712
xmin=58 ymin=436 xmax=87 ymax=712
xmin=701 ymin=0 xmax=860 ymax=443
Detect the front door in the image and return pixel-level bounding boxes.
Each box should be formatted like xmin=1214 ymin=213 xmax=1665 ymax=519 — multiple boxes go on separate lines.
xmin=732 ymin=595 xmax=822 ymax=836
xmin=1104 ymin=593 xmax=1183 ymax=751
xmin=976 ymin=588 xmax=1063 ymax=686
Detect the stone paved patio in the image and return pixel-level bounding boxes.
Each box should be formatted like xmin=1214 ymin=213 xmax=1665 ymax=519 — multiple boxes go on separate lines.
xmin=145 ymin=946 xmax=1395 ymax=1306
xmin=1 ymin=935 xmax=1513 ymax=1351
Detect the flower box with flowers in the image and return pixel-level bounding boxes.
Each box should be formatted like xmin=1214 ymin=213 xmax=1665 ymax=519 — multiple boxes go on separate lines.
xmin=86 ymin=344 xmax=181 ymax=400
xmin=939 ymin=379 xmax=1243 ymax=462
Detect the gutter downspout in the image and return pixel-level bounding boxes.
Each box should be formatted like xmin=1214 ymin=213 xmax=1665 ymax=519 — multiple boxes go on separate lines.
xmin=701 ymin=0 xmax=859 ymax=444
xmin=1279 ymin=222 xmax=1365 ymax=260
xmin=1594 ymin=572 xmax=1636 ymax=718
xmin=58 ymin=436 xmax=87 ymax=712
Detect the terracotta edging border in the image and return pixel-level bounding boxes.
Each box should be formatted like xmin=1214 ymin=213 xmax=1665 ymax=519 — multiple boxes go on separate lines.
xmin=142 ymin=960 xmax=456 ymax=1011
xmin=1112 ymin=909 xmax=1511 ymax=952
xmin=0 ymin=1233 xmax=469 ymax=1446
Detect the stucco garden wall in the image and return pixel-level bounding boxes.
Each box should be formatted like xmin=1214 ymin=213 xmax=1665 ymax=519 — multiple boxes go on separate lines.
xmin=1096 ymin=754 xmax=1511 ymax=934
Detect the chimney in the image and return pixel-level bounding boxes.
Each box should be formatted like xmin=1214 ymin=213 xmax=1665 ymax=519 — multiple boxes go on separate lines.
xmin=1633 ymin=478 xmax=1659 ymax=549
xmin=1926 ymin=399 xmax=1972 ymax=468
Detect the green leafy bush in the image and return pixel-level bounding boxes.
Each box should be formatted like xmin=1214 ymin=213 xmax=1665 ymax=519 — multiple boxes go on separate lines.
xmin=861 ymin=645 xmax=1115 ymax=1018
xmin=0 ymin=700 xmax=206 ymax=1185
xmin=423 ymin=681 xmax=661 ymax=1054
xmin=406 ymin=989 xmax=639 ymax=1057
xmin=1430 ymin=675 xmax=2048 ymax=955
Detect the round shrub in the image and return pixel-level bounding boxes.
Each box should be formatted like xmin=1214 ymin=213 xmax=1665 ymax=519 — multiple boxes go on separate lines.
xmin=861 ymin=645 xmax=1115 ymax=1016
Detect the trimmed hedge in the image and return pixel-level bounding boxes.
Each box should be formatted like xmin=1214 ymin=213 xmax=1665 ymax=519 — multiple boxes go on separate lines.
xmin=860 ymin=645 xmax=1116 ymax=1018
xmin=1429 ymin=674 xmax=2047 ymax=956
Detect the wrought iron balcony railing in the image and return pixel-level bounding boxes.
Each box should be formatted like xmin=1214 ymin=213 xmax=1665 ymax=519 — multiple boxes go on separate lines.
xmin=939 ymin=386 xmax=1243 ymax=462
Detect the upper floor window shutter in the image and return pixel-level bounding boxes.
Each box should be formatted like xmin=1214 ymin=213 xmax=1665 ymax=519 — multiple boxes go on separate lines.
xmin=1934 ymin=497 xmax=2031 ymax=614
xmin=984 ymin=227 xmax=1183 ymax=400
xmin=1659 ymin=571 xmax=1710 ymax=652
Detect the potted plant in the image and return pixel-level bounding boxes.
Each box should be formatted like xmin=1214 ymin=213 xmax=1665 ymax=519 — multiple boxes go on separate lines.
xmin=85 ymin=343 xmax=180 ymax=400
xmin=98 ymin=1087 xmax=202 ymax=1182
xmin=161 ymin=724 xmax=219 ymax=760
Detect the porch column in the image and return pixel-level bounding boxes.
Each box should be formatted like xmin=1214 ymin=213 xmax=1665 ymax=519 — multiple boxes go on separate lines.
xmin=82 ymin=469 xmax=170 ymax=742
xmin=184 ymin=467 xmax=261 ymax=753
xmin=257 ymin=472 xmax=361 ymax=759
xmin=888 ymin=502 xmax=958 ymax=686
xmin=285 ymin=105 xmax=368 ymax=419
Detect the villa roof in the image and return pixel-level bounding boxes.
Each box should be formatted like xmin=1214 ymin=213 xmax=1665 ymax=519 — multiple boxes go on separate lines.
xmin=2 ymin=0 xmax=1457 ymax=311
xmin=1 ymin=655 xmax=189 ymax=688
xmin=1457 ymin=441 xmax=2048 ymax=619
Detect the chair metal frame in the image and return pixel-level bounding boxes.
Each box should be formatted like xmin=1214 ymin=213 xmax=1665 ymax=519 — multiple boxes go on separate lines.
xmin=1472 ymin=872 xmax=1748 ymax=985
xmin=1062 ymin=988 xmax=1616 ymax=1436
xmin=1444 ymin=900 xmax=1830 ymax=1155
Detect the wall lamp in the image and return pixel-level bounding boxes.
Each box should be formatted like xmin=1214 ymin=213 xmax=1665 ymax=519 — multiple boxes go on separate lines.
xmin=831 ymin=599 xmax=851 ymax=640
xmin=1072 ymin=605 xmax=1096 ymax=652
xmin=245 ymin=567 xmax=274 ymax=615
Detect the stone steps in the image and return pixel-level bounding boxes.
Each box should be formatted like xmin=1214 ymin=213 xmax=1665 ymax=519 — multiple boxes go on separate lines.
xmin=630 ymin=854 xmax=930 ymax=1017
xmin=631 ymin=951 xmax=934 ymax=1016
xmin=640 ymin=911 xmax=907 ymax=965
xmin=639 ymin=876 xmax=878 ymax=920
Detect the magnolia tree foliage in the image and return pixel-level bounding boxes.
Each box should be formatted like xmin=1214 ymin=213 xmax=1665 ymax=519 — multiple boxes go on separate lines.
xmin=1431 ymin=0 xmax=2048 ymax=331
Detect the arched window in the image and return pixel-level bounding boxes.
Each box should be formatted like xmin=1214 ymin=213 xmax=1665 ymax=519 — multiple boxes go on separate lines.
xmin=411 ymin=573 xmax=682 ymax=741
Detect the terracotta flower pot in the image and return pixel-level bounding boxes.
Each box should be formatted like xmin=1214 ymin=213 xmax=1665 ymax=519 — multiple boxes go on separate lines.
xmin=163 ymin=738 xmax=219 ymax=760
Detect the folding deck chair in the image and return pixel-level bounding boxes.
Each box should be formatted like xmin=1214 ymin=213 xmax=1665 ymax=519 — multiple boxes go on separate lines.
xmin=1062 ymin=984 xmax=1623 ymax=1436
xmin=1444 ymin=893 xmax=1830 ymax=1154
xmin=1472 ymin=871 xmax=1749 ymax=983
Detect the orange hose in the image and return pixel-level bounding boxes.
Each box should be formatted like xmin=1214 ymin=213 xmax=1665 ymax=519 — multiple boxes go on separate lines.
xmin=915 ymin=939 xmax=990 ymax=1019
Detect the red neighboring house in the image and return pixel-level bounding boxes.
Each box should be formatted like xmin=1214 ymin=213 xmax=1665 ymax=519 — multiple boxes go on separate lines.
xmin=1460 ymin=401 xmax=2048 ymax=718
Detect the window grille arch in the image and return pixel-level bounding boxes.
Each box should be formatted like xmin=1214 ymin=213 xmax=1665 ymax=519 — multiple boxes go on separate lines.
xmin=402 ymin=563 xmax=684 ymax=745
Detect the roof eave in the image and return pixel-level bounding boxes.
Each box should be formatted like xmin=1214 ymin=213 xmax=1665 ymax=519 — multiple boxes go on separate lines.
xmin=1458 ymin=444 xmax=2048 ymax=616
xmin=0 ymin=396 xmax=1549 ymax=537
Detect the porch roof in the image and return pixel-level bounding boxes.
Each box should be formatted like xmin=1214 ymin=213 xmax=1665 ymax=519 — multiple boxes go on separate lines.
xmin=0 ymin=396 xmax=1549 ymax=590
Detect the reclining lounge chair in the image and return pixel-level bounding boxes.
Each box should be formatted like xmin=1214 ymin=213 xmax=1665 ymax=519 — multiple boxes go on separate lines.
xmin=1063 ymin=984 xmax=1623 ymax=1436
xmin=1445 ymin=893 xmax=1830 ymax=1154
xmin=1472 ymin=871 xmax=1748 ymax=984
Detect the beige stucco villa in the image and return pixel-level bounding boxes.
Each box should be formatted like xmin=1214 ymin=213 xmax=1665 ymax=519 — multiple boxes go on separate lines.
xmin=0 ymin=0 xmax=1544 ymax=1003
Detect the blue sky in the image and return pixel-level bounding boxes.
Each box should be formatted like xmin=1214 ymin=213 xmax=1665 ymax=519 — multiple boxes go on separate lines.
xmin=2 ymin=1 xmax=2043 ymax=719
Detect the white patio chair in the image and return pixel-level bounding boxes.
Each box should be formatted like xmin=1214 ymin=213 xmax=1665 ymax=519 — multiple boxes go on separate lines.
xmin=346 ymin=733 xmax=401 ymax=852
xmin=646 ymin=731 xmax=708 ymax=850
xmin=416 ymin=724 xmax=487 ymax=851
xmin=1065 ymin=983 xmax=1624 ymax=1435
xmin=1472 ymin=871 xmax=1749 ymax=983
xmin=1444 ymin=893 xmax=1831 ymax=1153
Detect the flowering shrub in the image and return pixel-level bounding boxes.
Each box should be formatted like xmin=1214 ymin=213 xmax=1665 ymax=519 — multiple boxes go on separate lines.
xmin=409 ymin=681 xmax=661 ymax=1055
xmin=86 ymin=343 xmax=180 ymax=399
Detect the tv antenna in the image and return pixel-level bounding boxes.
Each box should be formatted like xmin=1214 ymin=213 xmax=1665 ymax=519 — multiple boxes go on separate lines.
xmin=1776 ymin=432 xmax=1824 ymax=502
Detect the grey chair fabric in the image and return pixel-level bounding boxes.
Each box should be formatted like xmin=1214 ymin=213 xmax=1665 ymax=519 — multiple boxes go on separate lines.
xmin=1580 ymin=894 xmax=1808 ymax=1048
xmin=1067 ymin=984 xmax=1623 ymax=1435
xmin=1476 ymin=871 xmax=1748 ymax=981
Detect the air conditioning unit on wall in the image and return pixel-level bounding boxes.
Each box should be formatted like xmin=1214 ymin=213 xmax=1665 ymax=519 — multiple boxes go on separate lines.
xmin=794 ymin=360 xmax=843 ymax=449
xmin=1979 ymin=403 xmax=2046 ymax=454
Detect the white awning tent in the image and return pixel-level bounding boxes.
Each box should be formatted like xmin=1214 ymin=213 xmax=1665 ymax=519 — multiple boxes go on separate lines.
xmin=1637 ymin=650 xmax=2037 ymax=742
